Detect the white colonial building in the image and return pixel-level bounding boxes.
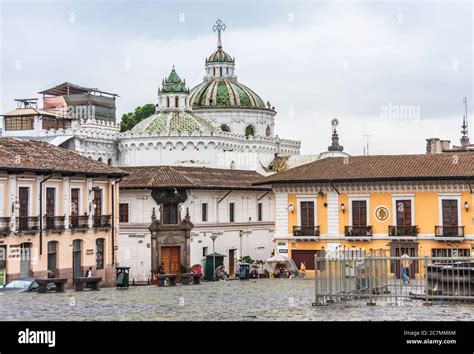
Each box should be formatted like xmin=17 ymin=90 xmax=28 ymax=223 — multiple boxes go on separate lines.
xmin=118 ymin=166 xmax=274 ymax=281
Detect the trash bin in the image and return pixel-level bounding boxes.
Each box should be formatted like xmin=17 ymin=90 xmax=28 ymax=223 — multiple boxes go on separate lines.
xmin=116 ymin=267 xmax=130 ymax=288
xmin=238 ymin=263 xmax=250 ymax=280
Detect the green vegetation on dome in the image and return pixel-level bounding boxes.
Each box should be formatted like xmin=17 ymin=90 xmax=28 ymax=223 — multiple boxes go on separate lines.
xmin=159 ymin=67 xmax=189 ymax=94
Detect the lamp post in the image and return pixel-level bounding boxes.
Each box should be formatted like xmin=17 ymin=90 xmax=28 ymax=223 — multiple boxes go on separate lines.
xmin=210 ymin=234 xmax=218 ymax=280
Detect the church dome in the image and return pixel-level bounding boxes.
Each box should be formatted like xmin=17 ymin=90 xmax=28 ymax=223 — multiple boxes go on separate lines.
xmin=190 ymin=80 xmax=267 ymax=109
xmin=130 ymin=111 xmax=215 ymax=135
xmin=206 ymin=48 xmax=234 ymax=63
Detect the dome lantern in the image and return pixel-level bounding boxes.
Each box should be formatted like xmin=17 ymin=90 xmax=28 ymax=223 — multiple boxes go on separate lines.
xmin=205 ymin=19 xmax=236 ymax=80
xmin=157 ymin=66 xmax=191 ymax=112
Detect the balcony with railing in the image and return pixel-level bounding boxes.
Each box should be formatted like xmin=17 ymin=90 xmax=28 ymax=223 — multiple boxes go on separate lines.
xmin=44 ymin=216 xmax=66 ymax=232
xmin=93 ymin=215 xmax=112 ymax=229
xmin=344 ymin=225 xmax=373 ymax=237
xmin=388 ymin=225 xmax=419 ymax=237
xmin=69 ymin=215 xmax=90 ymax=231
xmin=435 ymin=226 xmax=464 ymax=238
xmin=0 ymin=217 xmax=11 ymax=235
xmin=16 ymin=216 xmax=40 ymax=233
xmin=293 ymin=226 xmax=320 ymax=237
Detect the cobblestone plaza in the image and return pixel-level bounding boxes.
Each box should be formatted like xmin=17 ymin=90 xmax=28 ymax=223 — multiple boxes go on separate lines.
xmin=0 ymin=279 xmax=472 ymax=321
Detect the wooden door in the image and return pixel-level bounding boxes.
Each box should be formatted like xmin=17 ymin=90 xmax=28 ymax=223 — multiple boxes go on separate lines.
xmin=93 ymin=189 xmax=102 ymax=217
xmin=442 ymin=200 xmax=458 ymax=236
xmin=300 ymin=202 xmax=314 ymax=227
xmin=71 ymin=189 xmax=80 ymax=216
xmin=46 ymin=188 xmax=55 ymax=229
xmin=352 ymin=201 xmax=367 ymax=226
xmin=18 ymin=187 xmax=29 ymax=230
xmin=229 ymin=249 xmax=235 ymax=276
xmin=161 ymin=246 xmax=180 ymax=274
xmin=396 ymin=200 xmax=411 ymax=226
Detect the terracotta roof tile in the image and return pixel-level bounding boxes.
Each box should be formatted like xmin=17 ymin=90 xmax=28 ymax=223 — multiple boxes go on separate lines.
xmin=254 ymin=153 xmax=474 ymax=185
xmin=121 ymin=166 xmax=270 ymax=190
xmin=0 ymin=138 xmax=126 ymax=177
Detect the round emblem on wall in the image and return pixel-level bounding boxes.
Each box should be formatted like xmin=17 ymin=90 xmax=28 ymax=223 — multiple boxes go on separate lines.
xmin=374 ymin=206 xmax=390 ymax=222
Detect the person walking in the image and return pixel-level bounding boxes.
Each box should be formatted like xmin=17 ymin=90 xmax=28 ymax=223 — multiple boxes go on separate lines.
xmin=401 ymin=252 xmax=411 ymax=285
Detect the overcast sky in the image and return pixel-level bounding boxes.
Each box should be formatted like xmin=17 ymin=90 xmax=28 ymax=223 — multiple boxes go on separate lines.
xmin=0 ymin=0 xmax=472 ymax=155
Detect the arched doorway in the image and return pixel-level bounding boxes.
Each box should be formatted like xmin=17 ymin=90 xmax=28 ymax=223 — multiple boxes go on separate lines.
xmin=245 ymin=125 xmax=255 ymax=137
xmin=20 ymin=243 xmax=32 ymax=278
xmin=72 ymin=239 xmax=82 ymax=280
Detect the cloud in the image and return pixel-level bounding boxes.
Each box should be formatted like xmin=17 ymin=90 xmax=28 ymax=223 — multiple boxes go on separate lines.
xmin=0 ymin=0 xmax=472 ymax=156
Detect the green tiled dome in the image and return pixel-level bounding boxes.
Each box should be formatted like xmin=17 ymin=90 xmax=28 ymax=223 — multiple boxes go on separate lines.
xmin=190 ymin=80 xmax=266 ymax=109
xmin=130 ymin=111 xmax=215 ymax=134
xmin=206 ymin=48 xmax=234 ymax=63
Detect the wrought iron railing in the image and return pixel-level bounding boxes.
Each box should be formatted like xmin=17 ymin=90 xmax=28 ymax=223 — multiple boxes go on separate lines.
xmin=69 ymin=215 xmax=90 ymax=230
xmin=388 ymin=225 xmax=419 ymax=237
xmin=16 ymin=216 xmax=39 ymax=232
xmin=434 ymin=226 xmax=464 ymax=237
xmin=44 ymin=216 xmax=66 ymax=231
xmin=293 ymin=226 xmax=320 ymax=237
xmin=93 ymin=215 xmax=112 ymax=229
xmin=0 ymin=217 xmax=11 ymax=235
xmin=344 ymin=225 xmax=373 ymax=237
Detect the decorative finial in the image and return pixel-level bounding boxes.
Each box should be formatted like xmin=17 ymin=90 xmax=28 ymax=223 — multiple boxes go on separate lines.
xmin=328 ymin=118 xmax=344 ymax=152
xmin=461 ymin=97 xmax=470 ymax=147
xmin=213 ymin=19 xmax=226 ymax=49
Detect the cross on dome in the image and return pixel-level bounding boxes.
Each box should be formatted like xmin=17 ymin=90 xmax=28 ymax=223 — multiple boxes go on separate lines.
xmin=213 ymin=19 xmax=226 ymax=49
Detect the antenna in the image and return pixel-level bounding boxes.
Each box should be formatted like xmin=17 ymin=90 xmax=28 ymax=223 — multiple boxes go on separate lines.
xmin=363 ymin=134 xmax=373 ymax=155
xmin=461 ymin=97 xmax=470 ymax=147
xmin=462 ymin=97 xmax=468 ymax=136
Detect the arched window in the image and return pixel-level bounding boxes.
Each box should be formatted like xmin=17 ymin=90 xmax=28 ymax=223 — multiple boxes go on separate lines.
xmin=175 ymin=96 xmax=179 ymax=108
xmin=265 ymin=126 xmax=271 ymax=137
xmin=226 ymin=67 xmax=229 ymax=75
xmin=107 ymin=158 xmax=112 ymax=166
xmin=96 ymin=238 xmax=105 ymax=270
xmin=219 ymin=67 xmax=223 ymax=77
xmin=220 ymin=124 xmax=231 ymax=132
xmin=98 ymin=157 xmax=103 ymax=163
xmin=213 ymin=67 xmax=216 ymax=76
xmin=230 ymin=161 xmax=236 ymax=169
xmin=167 ymin=97 xmax=170 ymax=108
xmin=245 ymin=125 xmax=255 ymax=137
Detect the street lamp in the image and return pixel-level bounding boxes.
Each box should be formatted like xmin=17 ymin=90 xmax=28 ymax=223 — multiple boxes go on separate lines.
xmin=210 ymin=234 xmax=218 ymax=280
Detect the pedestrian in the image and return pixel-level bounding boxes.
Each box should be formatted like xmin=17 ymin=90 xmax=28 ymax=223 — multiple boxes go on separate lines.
xmin=86 ymin=266 xmax=93 ymax=278
xmin=300 ymin=262 xmax=306 ymax=278
xmin=85 ymin=266 xmax=93 ymax=289
xmin=401 ymin=252 xmax=411 ymax=285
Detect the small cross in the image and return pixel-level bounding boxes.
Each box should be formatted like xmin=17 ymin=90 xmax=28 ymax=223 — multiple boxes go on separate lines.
xmin=213 ymin=19 xmax=226 ymax=48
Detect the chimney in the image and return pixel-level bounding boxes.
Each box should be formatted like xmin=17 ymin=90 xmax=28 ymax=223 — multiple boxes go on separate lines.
xmin=426 ymin=138 xmax=442 ymax=154
xmin=440 ymin=140 xmax=451 ymax=151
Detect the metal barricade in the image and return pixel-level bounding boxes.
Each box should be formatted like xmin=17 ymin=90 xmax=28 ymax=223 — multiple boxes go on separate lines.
xmin=314 ymin=250 xmax=474 ymax=306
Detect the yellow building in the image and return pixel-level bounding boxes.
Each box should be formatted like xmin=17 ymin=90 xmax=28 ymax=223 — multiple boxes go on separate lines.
xmin=255 ymin=153 xmax=474 ymax=279
xmin=0 ymin=138 xmax=126 ymax=287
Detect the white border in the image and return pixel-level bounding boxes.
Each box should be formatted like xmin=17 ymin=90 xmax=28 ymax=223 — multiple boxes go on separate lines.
xmin=437 ymin=194 xmax=461 ymax=227
xmin=391 ymin=195 xmax=415 ymax=225
xmin=348 ymin=196 xmax=370 ymax=226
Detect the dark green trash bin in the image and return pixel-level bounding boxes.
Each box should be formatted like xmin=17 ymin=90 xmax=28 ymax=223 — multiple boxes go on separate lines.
xmin=116 ymin=267 xmax=130 ymax=288
xmin=238 ymin=263 xmax=250 ymax=280
xmin=203 ymin=253 xmax=226 ymax=281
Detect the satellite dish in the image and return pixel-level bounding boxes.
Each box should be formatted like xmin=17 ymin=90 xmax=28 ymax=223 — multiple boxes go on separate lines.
xmin=331 ymin=118 xmax=339 ymax=126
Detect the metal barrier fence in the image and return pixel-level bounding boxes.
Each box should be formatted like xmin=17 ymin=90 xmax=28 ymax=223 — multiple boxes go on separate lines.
xmin=314 ymin=250 xmax=474 ymax=305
